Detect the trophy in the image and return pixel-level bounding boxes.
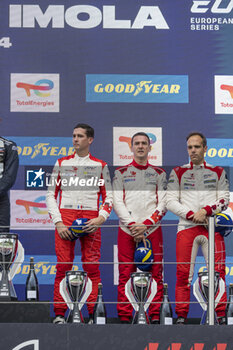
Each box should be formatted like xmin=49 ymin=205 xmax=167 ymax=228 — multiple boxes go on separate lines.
xmin=60 ymin=271 xmax=92 ymax=323
xmin=193 ymin=271 xmax=225 ymax=324
xmin=0 ymin=233 xmax=24 ymax=300
xmin=125 ymin=272 xmax=157 ymax=324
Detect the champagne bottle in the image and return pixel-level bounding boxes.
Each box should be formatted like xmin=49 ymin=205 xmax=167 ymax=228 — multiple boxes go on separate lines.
xmin=93 ymin=283 xmax=107 ymax=324
xmin=25 ymin=257 xmax=39 ymax=301
xmin=160 ymin=283 xmax=173 ymax=325
xmin=226 ymin=284 xmax=233 ymax=325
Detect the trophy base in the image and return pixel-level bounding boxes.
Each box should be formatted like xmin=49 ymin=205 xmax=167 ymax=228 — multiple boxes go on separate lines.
xmin=133 ymin=311 xmax=149 ymax=325
xmin=200 ymin=310 xmax=218 ymax=325
xmin=67 ymin=310 xmax=84 ymax=324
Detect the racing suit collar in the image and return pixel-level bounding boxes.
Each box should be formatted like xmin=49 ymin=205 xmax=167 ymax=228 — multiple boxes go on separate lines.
xmin=132 ymin=159 xmax=149 ymax=170
xmin=190 ymin=161 xmax=206 ymax=169
xmin=74 ymin=152 xmax=90 ymax=161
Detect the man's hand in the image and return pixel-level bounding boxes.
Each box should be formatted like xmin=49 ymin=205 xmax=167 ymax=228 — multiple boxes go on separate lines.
xmin=191 ymin=208 xmax=208 ymax=224
xmin=56 ymin=221 xmax=73 ymax=240
xmin=82 ymin=215 xmax=105 ymax=233
xmin=129 ymin=223 xmax=147 ymax=244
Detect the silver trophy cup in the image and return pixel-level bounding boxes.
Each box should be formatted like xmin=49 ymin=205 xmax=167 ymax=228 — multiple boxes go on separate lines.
xmin=0 ymin=233 xmax=18 ymax=300
xmin=130 ymin=272 xmax=153 ymax=324
xmin=196 ymin=271 xmax=220 ymax=325
xmin=65 ymin=271 xmax=88 ymax=323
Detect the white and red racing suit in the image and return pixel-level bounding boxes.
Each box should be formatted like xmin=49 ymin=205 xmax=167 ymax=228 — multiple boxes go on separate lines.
xmin=166 ymin=161 xmax=229 ymax=319
xmin=46 ymin=152 xmax=113 ymax=317
xmin=113 ymin=159 xmax=167 ymax=322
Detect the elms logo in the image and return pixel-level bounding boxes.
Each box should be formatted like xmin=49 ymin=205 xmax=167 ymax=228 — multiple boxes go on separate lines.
xmin=215 ymin=75 xmax=233 ymax=114
xmin=113 ymin=127 xmax=162 ymax=166
xmin=86 ymin=75 xmax=189 ymax=103
xmin=10 ymin=73 xmax=60 ymax=112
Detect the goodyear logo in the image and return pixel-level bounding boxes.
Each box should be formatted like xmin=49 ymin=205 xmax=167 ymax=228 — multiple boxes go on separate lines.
xmin=86 ymin=74 xmax=189 ymax=103
xmin=206 ymin=138 xmax=233 ymax=166
xmin=13 ymin=255 xmax=82 ymax=285
xmin=6 ymin=136 xmax=74 ymax=165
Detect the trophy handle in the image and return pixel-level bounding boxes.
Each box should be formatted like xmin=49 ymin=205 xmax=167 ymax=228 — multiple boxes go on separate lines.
xmin=214 ymin=278 xmax=225 ymax=307
xmin=59 ymin=276 xmax=92 ymax=311
xmin=78 ymin=278 xmax=92 ymax=310
xmin=60 ymin=277 xmax=73 ymax=309
xmin=125 ymin=279 xmax=139 ymax=311
xmin=125 ymin=278 xmax=157 ymax=312
xmin=193 ymin=277 xmax=225 ymax=311
xmin=193 ymin=278 xmax=207 ymax=311
xmin=9 ymin=241 xmax=24 ymax=281
xmin=144 ymin=279 xmax=157 ymax=312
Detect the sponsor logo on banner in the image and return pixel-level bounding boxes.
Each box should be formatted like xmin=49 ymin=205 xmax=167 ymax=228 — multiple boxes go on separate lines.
xmin=215 ymin=76 xmax=233 ymax=114
xmin=10 ymin=190 xmax=53 ymax=230
xmin=86 ymin=75 xmax=189 ymax=103
xmin=190 ymin=0 xmax=233 ymax=31
xmin=9 ymin=5 xmax=169 ymax=30
xmin=6 ymin=136 xmax=74 ymax=165
xmin=113 ymin=127 xmax=162 ymax=166
xmin=26 ymin=168 xmax=45 ymax=188
xmin=205 ymin=138 xmax=233 ymax=165
xmin=10 ymin=73 xmax=59 ymax=112
xmin=13 ymin=255 xmax=82 ymax=285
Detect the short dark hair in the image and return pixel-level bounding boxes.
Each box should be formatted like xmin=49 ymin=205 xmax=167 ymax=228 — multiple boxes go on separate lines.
xmin=131 ymin=132 xmax=150 ymax=146
xmin=186 ymin=132 xmax=207 ymax=147
xmin=73 ymin=123 xmax=94 ymax=138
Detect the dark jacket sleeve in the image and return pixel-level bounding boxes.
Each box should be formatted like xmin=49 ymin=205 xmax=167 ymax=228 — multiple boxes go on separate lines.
xmin=0 ymin=140 xmax=19 ymax=196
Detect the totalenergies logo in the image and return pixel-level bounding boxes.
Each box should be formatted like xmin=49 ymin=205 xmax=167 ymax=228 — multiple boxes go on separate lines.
xmin=119 ymin=133 xmax=157 ymax=150
xmin=16 ymin=79 xmax=54 ymax=97
xmin=221 ymin=84 xmax=233 ymax=99
xmin=16 ymin=196 xmax=47 ymax=215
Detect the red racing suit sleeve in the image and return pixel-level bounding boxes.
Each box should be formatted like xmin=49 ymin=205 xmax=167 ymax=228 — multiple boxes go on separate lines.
xmin=202 ymin=167 xmax=229 ymax=216
xmin=143 ymin=169 xmax=167 ymax=229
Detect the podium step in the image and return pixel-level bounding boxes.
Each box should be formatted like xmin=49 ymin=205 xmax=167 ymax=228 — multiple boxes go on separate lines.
xmin=0 ymin=302 xmax=51 ymax=323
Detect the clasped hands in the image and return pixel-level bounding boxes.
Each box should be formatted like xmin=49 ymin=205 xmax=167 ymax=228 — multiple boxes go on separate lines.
xmin=56 ymin=215 xmax=105 ymax=240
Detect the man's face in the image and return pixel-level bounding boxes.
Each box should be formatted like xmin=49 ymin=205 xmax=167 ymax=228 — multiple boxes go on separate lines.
xmin=73 ymin=128 xmax=93 ymax=154
xmin=187 ymin=135 xmax=207 ymax=165
xmin=131 ymin=135 xmax=151 ymax=162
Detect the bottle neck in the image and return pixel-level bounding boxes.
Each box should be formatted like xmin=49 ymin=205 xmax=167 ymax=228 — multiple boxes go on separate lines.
xmin=30 ymin=259 xmax=35 ymax=270
xmin=98 ymin=285 xmax=103 ymax=295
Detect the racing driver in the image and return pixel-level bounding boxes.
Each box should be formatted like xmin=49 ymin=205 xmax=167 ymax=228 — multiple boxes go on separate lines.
xmin=166 ymin=132 xmax=229 ymax=325
xmin=46 ymin=123 xmax=113 ymax=324
xmin=113 ymin=132 xmax=167 ymax=324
